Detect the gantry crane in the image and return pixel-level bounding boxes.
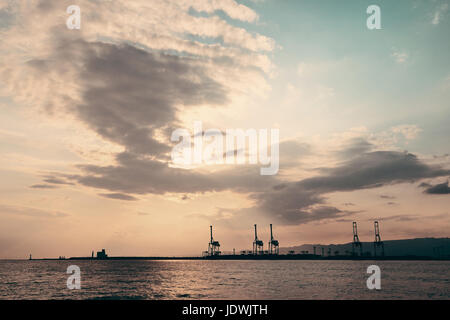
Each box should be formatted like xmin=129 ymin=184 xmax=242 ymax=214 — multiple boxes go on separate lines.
xmin=352 ymin=221 xmax=363 ymax=256
xmin=253 ymin=224 xmax=264 ymax=255
xmin=208 ymin=225 xmax=221 ymax=256
xmin=269 ymin=224 xmax=279 ymax=255
xmin=373 ymin=221 xmax=384 ymax=257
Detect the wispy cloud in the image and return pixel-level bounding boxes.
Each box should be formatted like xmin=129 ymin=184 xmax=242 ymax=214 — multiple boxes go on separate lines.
xmin=0 ymin=204 xmax=69 ymax=218
xmin=29 ymin=184 xmax=58 ymax=189
xmin=391 ymin=50 xmax=409 ymax=64
xmin=391 ymin=125 xmax=422 ymax=140
xmin=432 ymin=3 xmax=449 ymax=25
xmin=98 ymin=193 xmax=139 ymax=201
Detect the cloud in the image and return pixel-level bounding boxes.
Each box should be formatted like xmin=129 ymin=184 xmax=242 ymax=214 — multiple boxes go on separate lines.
xmin=368 ymin=213 xmax=450 ymax=222
xmin=2 ymin=2 xmax=449 ymax=229
xmin=418 ymin=182 xmax=432 ymax=188
xmin=48 ymin=135 xmax=450 ymax=226
xmin=1 ymin=0 xmax=274 ymax=126
xmin=278 ymin=139 xmax=311 ymax=168
xmin=98 ymin=193 xmax=139 ymax=201
xmin=391 ymin=51 xmax=408 ymax=64
xmin=29 ymin=184 xmax=58 ymax=189
xmin=423 ymin=181 xmax=450 ymax=194
xmin=432 ymin=3 xmax=448 ymax=25
xmin=0 ymin=0 xmax=280 ymax=202
xmin=273 ymin=206 xmax=353 ymax=225
xmin=249 ymin=146 xmax=450 ymax=224
xmin=0 ymin=204 xmax=69 ymax=218
xmin=26 ymin=39 xmax=228 ymax=157
xmin=380 ymin=194 xmax=396 ymax=199
xmin=201 ymin=203 xmax=356 ymax=227
xmin=390 ymin=125 xmax=422 ymax=140
xmin=336 ymin=137 xmax=374 ymax=159
xmin=1 ymin=1 xmax=277 ymax=199
xmin=68 ymin=151 xmax=279 ymax=195
xmin=42 ymin=176 xmax=74 ymax=185
xmin=298 ymin=151 xmax=449 ymax=193
xmin=368 ymin=214 xmax=418 ymax=222
xmin=187 ymin=0 xmax=259 ymax=23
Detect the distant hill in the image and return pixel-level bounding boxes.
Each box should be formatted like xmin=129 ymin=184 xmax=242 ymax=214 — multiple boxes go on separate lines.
xmin=280 ymin=237 xmax=450 ymax=257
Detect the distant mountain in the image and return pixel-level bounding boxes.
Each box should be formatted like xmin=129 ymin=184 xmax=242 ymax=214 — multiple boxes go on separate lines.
xmin=280 ymin=237 xmax=450 ymax=257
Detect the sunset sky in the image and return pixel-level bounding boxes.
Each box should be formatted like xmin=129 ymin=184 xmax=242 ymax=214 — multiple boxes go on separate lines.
xmin=0 ymin=0 xmax=449 ymax=259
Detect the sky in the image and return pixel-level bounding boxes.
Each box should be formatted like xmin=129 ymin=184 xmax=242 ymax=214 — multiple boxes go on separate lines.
xmin=0 ymin=0 xmax=449 ymax=258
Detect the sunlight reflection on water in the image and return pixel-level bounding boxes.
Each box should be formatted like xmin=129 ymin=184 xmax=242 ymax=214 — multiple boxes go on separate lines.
xmin=0 ymin=260 xmax=448 ymax=299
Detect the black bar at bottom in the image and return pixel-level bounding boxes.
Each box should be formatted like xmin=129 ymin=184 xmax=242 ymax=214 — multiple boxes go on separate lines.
xmin=0 ymin=300 xmax=447 ymax=318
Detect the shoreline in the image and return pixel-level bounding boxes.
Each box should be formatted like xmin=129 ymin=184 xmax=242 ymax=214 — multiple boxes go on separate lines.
xmin=26 ymin=254 xmax=450 ymax=261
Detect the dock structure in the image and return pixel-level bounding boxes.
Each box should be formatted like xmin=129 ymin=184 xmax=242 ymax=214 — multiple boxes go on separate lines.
xmin=96 ymin=249 xmax=108 ymax=259
xmin=34 ymin=222 xmax=449 ymax=261
xmin=39 ymin=221 xmax=450 ymax=261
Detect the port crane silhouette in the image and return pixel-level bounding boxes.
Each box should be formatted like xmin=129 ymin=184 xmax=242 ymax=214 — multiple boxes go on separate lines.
xmin=208 ymin=225 xmax=221 ymax=256
xmin=253 ymin=224 xmax=264 ymax=255
xmin=268 ymin=224 xmax=279 ymax=255
xmin=352 ymin=221 xmax=363 ymax=256
xmin=373 ymin=221 xmax=384 ymax=257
